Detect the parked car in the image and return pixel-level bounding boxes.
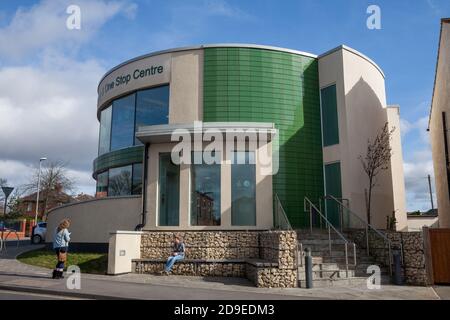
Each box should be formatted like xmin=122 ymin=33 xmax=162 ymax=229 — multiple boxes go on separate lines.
xmin=31 ymin=222 xmax=47 ymax=244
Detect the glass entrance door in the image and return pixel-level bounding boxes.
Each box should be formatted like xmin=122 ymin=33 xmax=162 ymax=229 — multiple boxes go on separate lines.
xmin=159 ymin=153 xmax=180 ymax=226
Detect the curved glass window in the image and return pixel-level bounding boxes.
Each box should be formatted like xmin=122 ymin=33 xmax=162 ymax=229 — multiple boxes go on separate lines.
xmin=96 ymin=171 xmax=108 ymax=198
xmin=111 ymin=94 xmax=136 ymax=151
xmin=96 ymin=163 xmax=143 ymax=197
xmin=135 ymin=86 xmax=170 ymax=145
xmin=108 ymin=165 xmax=132 ymax=196
xmin=98 ymin=106 xmax=112 ymax=155
xmin=132 ymin=163 xmax=143 ymax=195
xmin=97 ymin=85 xmax=169 ymax=155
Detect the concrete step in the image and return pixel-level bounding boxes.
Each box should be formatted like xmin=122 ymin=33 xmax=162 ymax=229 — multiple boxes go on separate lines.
xmin=298 ymin=234 xmax=345 ymax=241
xmin=299 ymin=239 xmax=347 ymax=245
xmin=297 ymin=269 xmax=356 ymax=280
xmin=298 ymin=275 xmax=392 ymax=288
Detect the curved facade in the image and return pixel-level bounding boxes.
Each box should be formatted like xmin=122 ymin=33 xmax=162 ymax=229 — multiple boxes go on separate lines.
xmin=91 ymin=43 xmax=407 ymax=230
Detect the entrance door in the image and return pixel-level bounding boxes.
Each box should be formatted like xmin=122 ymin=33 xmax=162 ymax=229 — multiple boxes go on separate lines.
xmin=429 ymin=228 xmax=450 ymax=284
xmin=159 ymin=153 xmax=180 ymax=226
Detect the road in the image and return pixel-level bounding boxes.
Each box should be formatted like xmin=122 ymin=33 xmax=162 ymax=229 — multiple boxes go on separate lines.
xmin=0 ymin=289 xmax=80 ymax=300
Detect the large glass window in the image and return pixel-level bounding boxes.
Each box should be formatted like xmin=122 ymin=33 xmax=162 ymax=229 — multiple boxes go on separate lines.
xmin=158 ymin=154 xmax=180 ymax=226
xmin=132 ymin=163 xmax=143 ymax=195
xmin=96 ymin=171 xmax=109 ymax=197
xmin=111 ymin=94 xmax=136 ymax=151
xmin=190 ymin=152 xmax=221 ymax=226
xmin=108 ymin=165 xmax=132 ymax=196
xmin=321 ymin=84 xmax=339 ymax=146
xmin=135 ymin=85 xmax=169 ymax=145
xmin=98 ymin=85 xmax=170 ymax=155
xmin=231 ymin=151 xmax=256 ymax=226
xmin=98 ymin=106 xmax=112 ymax=155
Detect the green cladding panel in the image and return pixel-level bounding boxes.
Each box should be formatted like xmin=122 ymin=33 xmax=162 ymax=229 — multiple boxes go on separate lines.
xmin=203 ymin=47 xmax=324 ymax=228
xmin=321 ymin=84 xmax=339 ymax=146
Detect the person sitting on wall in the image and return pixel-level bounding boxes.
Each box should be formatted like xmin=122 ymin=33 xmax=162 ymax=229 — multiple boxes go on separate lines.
xmin=52 ymin=219 xmax=71 ymax=279
xmin=161 ymin=234 xmax=185 ymax=275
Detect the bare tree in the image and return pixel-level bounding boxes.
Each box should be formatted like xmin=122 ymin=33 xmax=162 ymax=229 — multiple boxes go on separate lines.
xmin=24 ymin=161 xmax=76 ymax=220
xmin=359 ymin=122 xmax=395 ymax=225
xmin=0 ymin=178 xmax=7 ymax=213
xmin=0 ymin=178 xmax=7 ymax=204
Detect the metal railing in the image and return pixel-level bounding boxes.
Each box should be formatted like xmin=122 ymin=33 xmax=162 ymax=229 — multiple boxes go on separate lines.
xmin=273 ymin=194 xmax=302 ymax=282
xmin=0 ymin=229 xmax=20 ymax=253
xmin=324 ymin=195 xmax=402 ymax=276
xmin=274 ymin=194 xmax=293 ymax=231
xmin=304 ymin=197 xmax=356 ymax=277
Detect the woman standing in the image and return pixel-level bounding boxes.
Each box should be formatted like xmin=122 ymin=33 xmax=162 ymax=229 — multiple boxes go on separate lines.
xmin=52 ymin=219 xmax=71 ymax=279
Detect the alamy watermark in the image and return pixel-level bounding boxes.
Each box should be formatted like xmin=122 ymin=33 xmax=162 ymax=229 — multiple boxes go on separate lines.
xmin=66 ymin=4 xmax=81 ymax=30
xmin=169 ymin=121 xmax=279 ymax=176
xmin=66 ymin=265 xmax=81 ymax=290
xmin=366 ymin=265 xmax=382 ymax=289
xmin=367 ymin=5 xmax=381 ymax=30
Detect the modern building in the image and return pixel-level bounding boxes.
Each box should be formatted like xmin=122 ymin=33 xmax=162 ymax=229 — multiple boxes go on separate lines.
xmin=428 ymin=18 xmax=450 ymax=229
xmin=47 ymin=44 xmax=407 ymax=249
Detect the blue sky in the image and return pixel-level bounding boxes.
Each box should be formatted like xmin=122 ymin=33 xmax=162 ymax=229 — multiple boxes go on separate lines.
xmin=0 ymin=0 xmax=448 ymax=211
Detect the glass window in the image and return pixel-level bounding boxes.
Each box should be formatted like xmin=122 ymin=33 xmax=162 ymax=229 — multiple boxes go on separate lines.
xmin=108 ymin=165 xmax=132 ymax=196
xmin=325 ymin=162 xmax=342 ymax=228
xmin=135 ymin=85 xmax=170 ymax=145
xmin=98 ymin=106 xmax=112 ymax=155
xmin=96 ymin=171 xmax=108 ymax=197
xmin=190 ymin=152 xmax=221 ymax=226
xmin=132 ymin=163 xmax=143 ymax=195
xmin=159 ymin=154 xmax=180 ymax=226
xmin=111 ymin=94 xmax=136 ymax=151
xmin=321 ymin=84 xmax=339 ymax=146
xmin=231 ymin=151 xmax=256 ymax=226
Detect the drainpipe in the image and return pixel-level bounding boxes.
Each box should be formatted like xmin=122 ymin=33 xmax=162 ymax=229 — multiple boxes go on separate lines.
xmin=135 ymin=143 xmax=149 ymax=231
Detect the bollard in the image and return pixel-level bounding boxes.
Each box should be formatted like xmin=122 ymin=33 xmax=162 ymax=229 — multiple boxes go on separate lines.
xmin=393 ymin=252 xmax=403 ymax=285
xmin=304 ymin=247 xmax=313 ymax=289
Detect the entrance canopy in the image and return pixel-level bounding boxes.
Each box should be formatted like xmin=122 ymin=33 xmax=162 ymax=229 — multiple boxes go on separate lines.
xmin=135 ymin=122 xmax=277 ymax=144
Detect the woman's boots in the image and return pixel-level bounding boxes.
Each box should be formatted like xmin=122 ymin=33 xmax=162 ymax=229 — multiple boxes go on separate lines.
xmin=52 ymin=269 xmax=64 ymax=279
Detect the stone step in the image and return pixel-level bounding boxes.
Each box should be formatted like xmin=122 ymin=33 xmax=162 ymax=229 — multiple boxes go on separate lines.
xmin=301 ymin=244 xmax=356 ymax=254
xmin=299 ymin=239 xmax=347 ymax=245
xmin=298 ymin=234 xmax=345 ymax=241
xmin=298 ymin=275 xmax=392 ymax=288
xmin=297 ymin=269 xmax=356 ymax=280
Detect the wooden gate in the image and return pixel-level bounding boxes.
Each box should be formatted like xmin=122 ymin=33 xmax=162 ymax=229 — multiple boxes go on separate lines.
xmin=429 ymin=229 xmax=450 ymax=284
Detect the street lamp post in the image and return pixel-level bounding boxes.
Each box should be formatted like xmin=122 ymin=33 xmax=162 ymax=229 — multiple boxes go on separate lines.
xmin=34 ymin=157 xmax=47 ymax=225
xmin=1 ymin=186 xmax=14 ymax=216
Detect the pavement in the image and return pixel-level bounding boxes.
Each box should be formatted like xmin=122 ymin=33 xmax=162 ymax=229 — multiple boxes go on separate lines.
xmin=0 ymin=243 xmax=446 ymax=300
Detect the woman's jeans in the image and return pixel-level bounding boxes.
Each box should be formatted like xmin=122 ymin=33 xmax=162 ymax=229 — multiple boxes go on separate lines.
xmin=55 ymin=247 xmax=68 ymax=270
xmin=165 ymin=254 xmax=184 ymax=272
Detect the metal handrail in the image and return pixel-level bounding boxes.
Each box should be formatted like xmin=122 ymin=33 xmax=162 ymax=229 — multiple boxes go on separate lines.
xmin=0 ymin=229 xmax=20 ymax=253
xmin=274 ymin=194 xmax=293 ymax=230
xmin=273 ymin=194 xmax=300 ymax=283
xmin=304 ymin=197 xmax=357 ymax=276
xmin=326 ymin=195 xmax=403 ymax=276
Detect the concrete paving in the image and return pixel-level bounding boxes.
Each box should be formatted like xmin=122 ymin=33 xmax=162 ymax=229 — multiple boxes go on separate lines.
xmin=433 ymin=286 xmax=450 ymax=300
xmin=0 ymin=244 xmax=443 ymax=300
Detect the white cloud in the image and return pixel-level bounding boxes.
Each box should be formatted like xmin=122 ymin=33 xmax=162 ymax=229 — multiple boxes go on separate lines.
xmin=149 ymin=0 xmax=254 ymax=50
xmin=426 ymin=0 xmax=442 ymax=16
xmin=400 ymin=118 xmax=413 ymax=136
xmin=0 ymin=53 xmax=102 ymax=167
xmin=403 ymin=150 xmax=435 ymax=212
xmin=205 ymin=0 xmax=253 ymax=20
xmin=0 ymin=0 xmax=134 ymax=196
xmin=0 ymin=0 xmax=136 ymax=60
